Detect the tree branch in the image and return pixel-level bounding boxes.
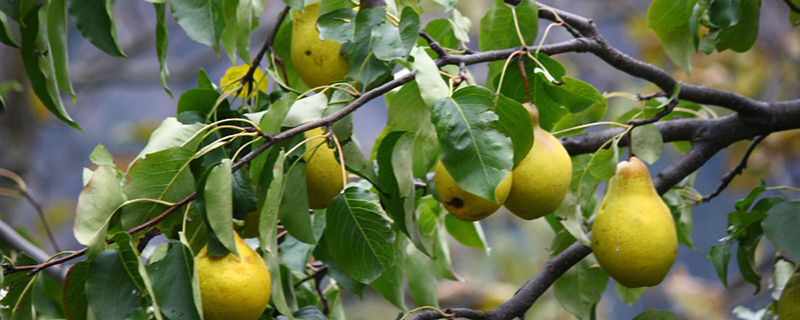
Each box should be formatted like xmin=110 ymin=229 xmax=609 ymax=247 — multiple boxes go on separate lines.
xmin=536 ymin=3 xmax=789 ymax=122
xmin=783 ymin=0 xmax=800 ymax=14
xmin=700 ymin=134 xmax=768 ymax=203
xmin=0 ymin=220 xmax=66 ymax=282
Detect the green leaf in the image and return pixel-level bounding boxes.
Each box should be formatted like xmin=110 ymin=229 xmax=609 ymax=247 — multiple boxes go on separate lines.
xmin=739 ymin=230 xmax=767 ymax=289
xmin=20 ymin=5 xmax=81 ymax=131
xmin=444 ymin=213 xmax=488 ymax=252
xmin=176 ymin=88 xmax=225 ymax=117
xmin=257 ymin=151 xmax=295 ymax=320
xmin=1 ymin=254 xmax=38 ymax=320
xmin=422 ymin=19 xmax=458 ymax=51
xmin=588 ymin=139 xmax=618 ymax=181
xmin=763 ymin=201 xmax=800 ymax=262
xmin=614 ymin=282 xmax=645 ymax=306
xmin=715 ymin=0 xmax=759 ymax=53
xmin=409 ymin=46 xmax=448 ymax=106
xmin=432 ymin=0 xmax=456 ymax=12
xmin=708 ymin=0 xmax=740 ymax=29
xmin=554 ymin=192 xmax=590 ymax=246
xmin=385 ymin=81 xmax=439 ymax=178
xmin=647 ymin=0 xmax=697 ymax=73
xmin=492 ymin=54 xmax=569 ymax=130
xmin=631 ymin=124 xmax=664 ymax=164
xmin=146 ymin=240 xmax=203 ymax=320
xmin=279 ymin=210 xmax=326 ymax=270
xmin=403 ymin=234 xmax=439 ymax=308
xmin=341 ymin=140 xmax=380 ymax=185
xmin=377 ymin=131 xmax=430 ymax=255
xmin=710 ymin=243 xmax=732 ymax=287
xmin=135 ymin=118 xmax=204 ymax=160
xmin=317 ymin=8 xmax=356 ymax=43
xmin=122 ymin=147 xmax=196 ymax=230
xmin=279 ymin=161 xmax=316 ymax=244
xmin=154 ymin=3 xmax=172 ymax=97
xmin=68 ymin=0 xmax=125 ymax=57
xmin=479 ymin=0 xmax=537 ymax=51
xmin=553 ymin=258 xmax=608 ymax=319
xmin=231 ymin=169 xmax=257 ymax=219
xmin=283 ymin=93 xmax=327 ymax=127
xmin=169 ymin=0 xmax=224 ymax=52
xmin=372 ymin=24 xmax=407 ymax=61
xmin=735 ymin=185 xmax=766 ymax=212
xmin=493 ymin=93 xmax=533 ymax=167
xmin=62 ymin=262 xmax=90 ymax=320
xmin=632 ymin=309 xmax=681 ymax=320
xmin=344 ymin=7 xmax=391 ymax=89
xmin=74 ymin=164 xmax=125 ymax=246
xmin=86 ymin=250 xmax=141 ymax=320
xmin=399 ymin=8 xmax=420 ymax=53
xmin=47 ymin=0 xmax=74 ymax=99
xmin=204 ymin=159 xmax=239 ymax=256
xmin=0 ymin=11 xmax=18 ymax=48
xmin=371 ymin=235 xmax=408 ymax=311
xmin=432 ymin=86 xmax=513 ymax=201
xmin=663 ymin=187 xmax=695 ymax=249
xmin=221 ymin=0 xmax=239 ymax=63
xmin=326 ymin=186 xmax=396 ymax=283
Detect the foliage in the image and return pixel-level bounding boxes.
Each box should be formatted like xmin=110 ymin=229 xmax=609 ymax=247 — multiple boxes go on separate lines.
xmin=0 ymin=0 xmax=798 ymax=319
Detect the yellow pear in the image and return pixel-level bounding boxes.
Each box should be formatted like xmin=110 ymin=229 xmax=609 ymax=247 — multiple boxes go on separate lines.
xmin=504 ymin=103 xmax=572 ymax=220
xmin=434 ymin=161 xmax=512 ymax=221
xmin=304 ymin=127 xmax=345 ymax=209
xmin=591 ymin=157 xmax=677 ymax=288
xmin=779 ymin=266 xmax=800 ymax=320
xmin=195 ymin=233 xmax=272 ymax=320
xmin=291 ymin=3 xmax=350 ymax=90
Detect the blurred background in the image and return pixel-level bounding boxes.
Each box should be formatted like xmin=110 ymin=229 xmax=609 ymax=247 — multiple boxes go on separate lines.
xmin=1 ymin=0 xmax=799 ymax=319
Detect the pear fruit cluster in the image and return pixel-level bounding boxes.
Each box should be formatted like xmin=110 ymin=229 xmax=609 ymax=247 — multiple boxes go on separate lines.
xmin=195 ymin=233 xmax=272 ymax=320
xmin=779 ymin=266 xmax=800 ymax=320
xmin=291 ymin=3 xmax=350 ymax=90
xmin=434 ymin=103 xmax=572 ymax=222
xmin=591 ymin=157 xmax=677 ymax=288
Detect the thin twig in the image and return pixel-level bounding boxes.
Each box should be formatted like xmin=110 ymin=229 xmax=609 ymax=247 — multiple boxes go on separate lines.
xmin=700 ymin=134 xmax=769 ymax=203
xmin=242 ymin=6 xmax=290 ymax=91
xmin=637 ymin=91 xmax=667 ymax=100
xmin=294 ymin=265 xmax=327 ymax=288
xmin=419 ymin=31 xmax=448 ymax=58
xmin=18 ymin=190 xmax=61 ymax=252
xmin=627 ymin=97 xmax=679 ymax=126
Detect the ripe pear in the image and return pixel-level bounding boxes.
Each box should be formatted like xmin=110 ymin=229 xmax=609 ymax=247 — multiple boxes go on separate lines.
xmin=779 ymin=266 xmax=800 ymax=320
xmin=504 ymin=103 xmax=572 ymax=220
xmin=291 ymin=3 xmax=350 ymax=90
xmin=591 ymin=157 xmax=677 ymax=288
xmin=195 ymin=232 xmax=272 ymax=320
xmin=434 ymin=161 xmax=512 ymax=221
xmin=304 ymin=127 xmax=345 ymax=209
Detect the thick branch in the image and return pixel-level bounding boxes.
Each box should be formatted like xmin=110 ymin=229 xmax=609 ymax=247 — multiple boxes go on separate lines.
xmin=536 ymin=3 xmax=790 ymax=122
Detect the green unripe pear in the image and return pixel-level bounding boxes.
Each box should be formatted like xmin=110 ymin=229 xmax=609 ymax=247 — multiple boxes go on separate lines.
xmin=291 ymin=3 xmax=350 ymax=90
xmin=304 ymin=127 xmax=345 ymax=209
xmin=195 ymin=233 xmax=272 ymax=320
xmin=591 ymin=157 xmax=677 ymax=288
xmin=779 ymin=266 xmax=800 ymax=320
xmin=434 ymin=161 xmax=512 ymax=221
xmin=504 ymin=103 xmax=572 ymax=220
